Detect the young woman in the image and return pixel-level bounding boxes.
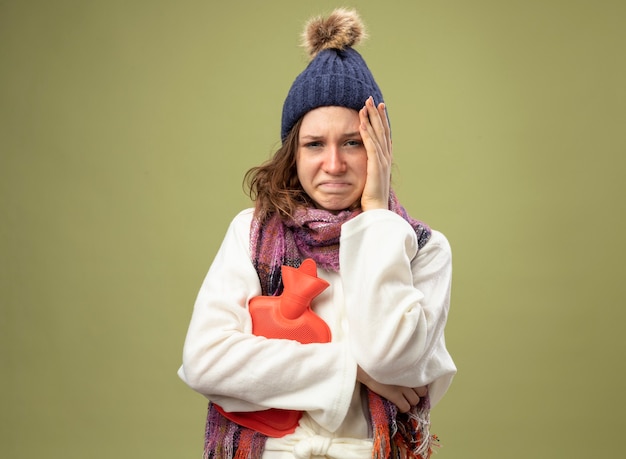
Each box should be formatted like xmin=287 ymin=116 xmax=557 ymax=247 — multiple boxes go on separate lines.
xmin=178 ymin=9 xmax=456 ymax=459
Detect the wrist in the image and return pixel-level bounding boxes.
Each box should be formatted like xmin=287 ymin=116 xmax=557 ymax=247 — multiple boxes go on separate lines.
xmin=360 ymin=199 xmax=389 ymax=212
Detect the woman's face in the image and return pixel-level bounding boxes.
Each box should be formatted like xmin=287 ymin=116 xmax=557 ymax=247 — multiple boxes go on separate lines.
xmin=296 ymin=106 xmax=367 ymax=211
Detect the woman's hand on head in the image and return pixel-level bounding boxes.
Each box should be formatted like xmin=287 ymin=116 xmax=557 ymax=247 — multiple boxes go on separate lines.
xmin=358 ymin=96 xmax=392 ymax=212
xmin=357 ymin=366 xmax=428 ymax=413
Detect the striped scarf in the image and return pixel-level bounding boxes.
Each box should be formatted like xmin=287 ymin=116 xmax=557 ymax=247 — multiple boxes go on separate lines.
xmin=203 ymin=191 xmax=438 ymax=459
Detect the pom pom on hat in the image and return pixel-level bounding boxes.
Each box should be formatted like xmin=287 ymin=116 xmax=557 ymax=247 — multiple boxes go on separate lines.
xmin=281 ymin=8 xmax=385 ymax=141
xmin=301 ymin=8 xmax=367 ymax=60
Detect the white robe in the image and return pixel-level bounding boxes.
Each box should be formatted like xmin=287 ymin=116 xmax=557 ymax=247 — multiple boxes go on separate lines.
xmin=178 ymin=208 xmax=456 ymax=458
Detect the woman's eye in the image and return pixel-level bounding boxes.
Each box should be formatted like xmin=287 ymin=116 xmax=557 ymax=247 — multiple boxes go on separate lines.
xmin=345 ymin=140 xmax=363 ymax=147
xmin=305 ymin=142 xmax=322 ymax=148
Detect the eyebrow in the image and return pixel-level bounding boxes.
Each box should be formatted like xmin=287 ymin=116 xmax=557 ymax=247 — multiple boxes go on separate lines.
xmin=300 ymin=132 xmax=361 ymax=141
xmin=300 ymin=135 xmax=323 ymax=141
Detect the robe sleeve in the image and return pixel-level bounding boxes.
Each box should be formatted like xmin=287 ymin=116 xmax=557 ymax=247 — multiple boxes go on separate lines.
xmin=340 ymin=210 xmax=456 ymax=406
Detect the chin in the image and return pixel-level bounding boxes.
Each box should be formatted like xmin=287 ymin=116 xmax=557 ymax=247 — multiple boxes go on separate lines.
xmin=315 ymin=199 xmax=362 ymax=212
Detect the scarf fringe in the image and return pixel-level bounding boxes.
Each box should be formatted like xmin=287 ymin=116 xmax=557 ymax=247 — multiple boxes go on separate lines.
xmin=368 ymin=389 xmax=394 ymax=459
xmin=369 ymin=389 xmax=440 ymax=459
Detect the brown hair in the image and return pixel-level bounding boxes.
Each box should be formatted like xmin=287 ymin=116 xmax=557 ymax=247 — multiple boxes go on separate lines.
xmin=244 ymin=117 xmax=311 ymax=222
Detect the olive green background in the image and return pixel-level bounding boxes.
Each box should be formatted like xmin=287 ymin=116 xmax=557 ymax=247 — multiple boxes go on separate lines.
xmin=1 ymin=0 xmax=624 ymax=457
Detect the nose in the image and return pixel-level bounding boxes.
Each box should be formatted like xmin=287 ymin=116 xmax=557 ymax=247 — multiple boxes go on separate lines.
xmin=322 ymin=146 xmax=346 ymax=174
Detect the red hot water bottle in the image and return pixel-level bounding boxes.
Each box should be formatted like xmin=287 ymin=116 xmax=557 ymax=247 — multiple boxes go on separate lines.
xmin=214 ymin=259 xmax=331 ymax=437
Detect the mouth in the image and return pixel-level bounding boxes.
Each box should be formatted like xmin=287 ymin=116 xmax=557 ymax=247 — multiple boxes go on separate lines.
xmin=317 ymin=183 xmax=352 ymax=194
xmin=318 ymin=181 xmax=351 ymax=189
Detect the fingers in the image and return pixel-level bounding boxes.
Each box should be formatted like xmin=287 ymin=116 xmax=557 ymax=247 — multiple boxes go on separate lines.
xmin=375 ymin=99 xmax=391 ymax=153
xmin=360 ymin=97 xmax=391 ymax=161
xmin=415 ymin=386 xmax=428 ymax=397
xmin=398 ymin=386 xmax=429 ymax=413
xmin=364 ymin=97 xmax=384 ymax=142
xmin=395 ymin=397 xmax=411 ymax=413
xmin=358 ymin=96 xmax=392 ymax=211
xmin=358 ymin=103 xmax=378 ymax=154
xmin=393 ymin=387 xmax=428 ymax=413
xmin=403 ymin=388 xmax=421 ymax=409
xmin=358 ymin=367 xmax=429 ymax=413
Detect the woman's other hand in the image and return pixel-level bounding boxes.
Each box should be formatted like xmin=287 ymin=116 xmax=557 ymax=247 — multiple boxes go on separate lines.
xmin=358 ymin=96 xmax=392 ymax=212
xmin=357 ymin=366 xmax=427 ymax=413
